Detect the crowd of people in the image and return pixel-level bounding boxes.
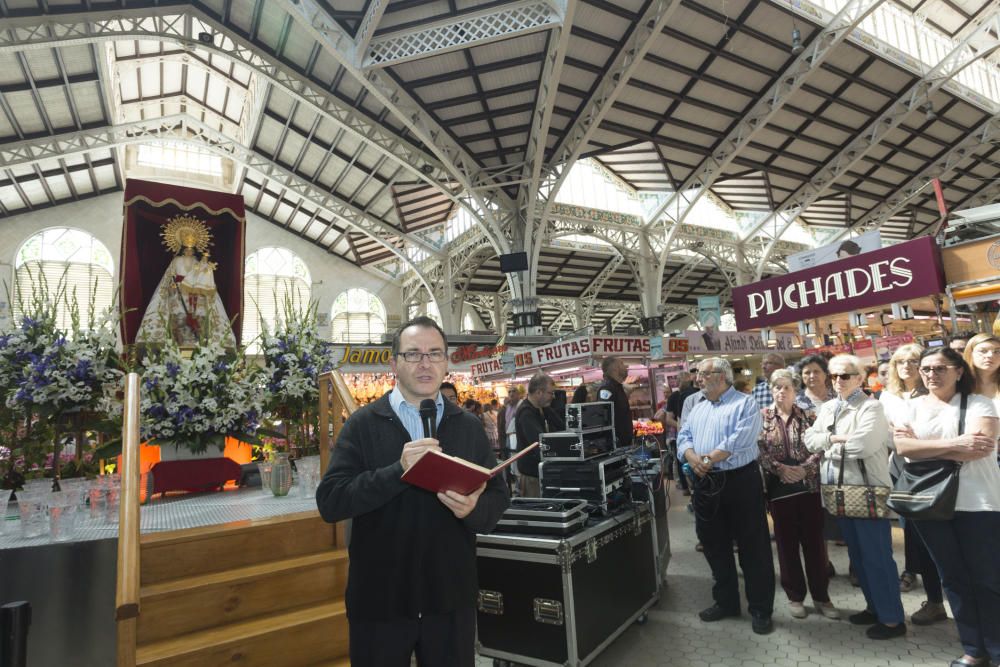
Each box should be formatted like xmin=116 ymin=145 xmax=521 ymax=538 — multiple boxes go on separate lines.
xmin=316 ymin=314 xmax=1000 ymax=667
xmin=668 ymin=337 xmax=1000 ymax=667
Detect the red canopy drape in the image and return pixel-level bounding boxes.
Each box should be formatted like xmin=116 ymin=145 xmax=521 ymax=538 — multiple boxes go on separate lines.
xmin=120 ymin=179 xmax=246 ymax=345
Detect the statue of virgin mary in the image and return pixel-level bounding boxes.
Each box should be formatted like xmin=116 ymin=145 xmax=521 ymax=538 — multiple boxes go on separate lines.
xmin=135 ymin=215 xmax=236 ymax=348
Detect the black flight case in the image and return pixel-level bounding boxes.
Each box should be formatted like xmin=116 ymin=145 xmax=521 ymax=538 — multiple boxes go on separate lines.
xmin=476 ymin=503 xmax=659 ymax=667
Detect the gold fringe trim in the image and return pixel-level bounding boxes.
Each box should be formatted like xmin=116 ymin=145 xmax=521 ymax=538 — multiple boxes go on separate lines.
xmin=124 ymin=194 xmax=245 ymax=222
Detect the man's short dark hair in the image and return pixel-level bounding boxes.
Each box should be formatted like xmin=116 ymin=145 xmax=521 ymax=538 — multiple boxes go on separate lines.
xmin=391 ymin=316 xmax=448 ymax=357
xmin=528 ymin=372 xmax=553 ymax=395
xmin=601 ymin=355 xmax=619 ymax=374
xmin=440 ymin=381 xmax=458 ymax=397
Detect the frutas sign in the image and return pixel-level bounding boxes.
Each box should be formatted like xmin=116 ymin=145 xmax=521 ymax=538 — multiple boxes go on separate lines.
xmin=733 ymin=237 xmax=945 ymax=330
xmin=469 ymin=336 xmax=651 ymax=377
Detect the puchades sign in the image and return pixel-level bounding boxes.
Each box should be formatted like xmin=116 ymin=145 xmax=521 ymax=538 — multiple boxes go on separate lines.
xmin=733 ymin=237 xmax=946 ymax=330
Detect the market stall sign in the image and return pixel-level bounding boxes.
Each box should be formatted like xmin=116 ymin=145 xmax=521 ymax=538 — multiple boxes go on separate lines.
xmin=450 ymin=343 xmax=507 ymax=364
xmin=470 ymin=335 xmax=651 ymax=377
xmin=335 ymin=345 xmax=393 ymax=366
xmin=733 ymin=236 xmax=945 ymax=330
xmin=684 ymin=330 xmax=797 ymax=353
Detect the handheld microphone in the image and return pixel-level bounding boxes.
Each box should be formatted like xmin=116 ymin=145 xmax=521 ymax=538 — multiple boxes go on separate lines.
xmin=419 ymin=398 xmax=437 ymax=439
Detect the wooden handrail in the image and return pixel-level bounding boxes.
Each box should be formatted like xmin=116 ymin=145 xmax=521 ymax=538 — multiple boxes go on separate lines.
xmin=116 ymin=372 xmax=142 ymax=667
xmin=318 ymin=371 xmax=359 ymax=477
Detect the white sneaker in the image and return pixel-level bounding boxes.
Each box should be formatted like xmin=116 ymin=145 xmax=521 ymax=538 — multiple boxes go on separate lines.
xmin=817 ymin=602 xmax=840 ymax=619
xmin=789 ymin=601 xmax=808 ymax=618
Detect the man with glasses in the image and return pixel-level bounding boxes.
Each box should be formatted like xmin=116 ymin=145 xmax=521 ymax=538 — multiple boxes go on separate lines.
xmin=316 ymin=316 xmax=510 ymax=666
xmin=515 ymin=372 xmax=559 ymax=497
xmin=678 ymin=357 xmax=775 ymax=634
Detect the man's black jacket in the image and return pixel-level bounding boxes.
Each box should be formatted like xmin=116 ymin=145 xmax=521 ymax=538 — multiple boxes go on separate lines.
xmin=514 ymin=400 xmax=561 ymax=478
xmin=315 ymin=393 xmax=510 ymax=621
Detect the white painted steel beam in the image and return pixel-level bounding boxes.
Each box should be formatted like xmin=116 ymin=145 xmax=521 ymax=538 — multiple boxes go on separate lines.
xmin=747 ymin=13 xmax=1000 ymax=276
xmin=827 ymin=113 xmax=1000 ymax=241
xmin=277 ymin=0 xmax=513 ymax=244
xmin=0 ymin=9 xmax=458 ymax=205
xmin=534 ymin=0 xmax=681 ymax=225
xmin=363 ymin=0 xmax=561 ymax=69
xmin=641 ymin=0 xmax=885 ymax=250
xmin=517 ymin=0 xmax=577 ymax=297
xmin=0 ymin=117 xmax=443 ymax=279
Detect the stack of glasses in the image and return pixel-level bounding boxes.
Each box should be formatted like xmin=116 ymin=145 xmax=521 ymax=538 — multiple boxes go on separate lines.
xmin=296 ymin=455 xmax=322 ymax=498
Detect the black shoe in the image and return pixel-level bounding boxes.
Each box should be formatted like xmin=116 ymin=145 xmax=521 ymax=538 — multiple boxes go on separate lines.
xmin=848 ymin=609 xmax=878 ymax=625
xmin=950 ymin=657 xmax=988 ymax=667
xmin=698 ymin=604 xmax=740 ymax=622
xmin=865 ymin=622 xmax=906 ymax=640
xmin=751 ymin=614 xmax=774 ymax=635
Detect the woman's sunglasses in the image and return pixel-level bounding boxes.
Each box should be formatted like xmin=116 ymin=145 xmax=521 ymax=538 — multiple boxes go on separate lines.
xmin=830 ymin=373 xmax=857 ymax=381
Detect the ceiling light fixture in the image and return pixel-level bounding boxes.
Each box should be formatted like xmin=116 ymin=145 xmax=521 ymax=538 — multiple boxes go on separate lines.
xmin=791 ymin=27 xmax=804 ymax=54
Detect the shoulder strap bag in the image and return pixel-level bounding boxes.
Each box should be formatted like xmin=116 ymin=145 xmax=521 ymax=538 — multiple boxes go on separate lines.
xmin=886 ymin=394 xmax=966 ymax=521
xmin=820 ymin=405 xmax=891 ymax=519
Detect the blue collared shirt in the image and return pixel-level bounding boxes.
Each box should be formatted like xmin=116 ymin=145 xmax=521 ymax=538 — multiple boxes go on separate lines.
xmin=388 ymin=386 xmax=444 ymax=440
xmin=677 ymin=386 xmax=763 ymax=470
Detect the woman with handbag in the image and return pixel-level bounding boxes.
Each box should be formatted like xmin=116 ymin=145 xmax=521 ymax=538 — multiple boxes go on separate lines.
xmin=892 ymin=347 xmax=1000 ymax=667
xmin=758 ymin=369 xmax=838 ymax=620
xmin=880 ymin=343 xmax=946 ymax=623
xmin=804 ymin=354 xmax=905 ymax=640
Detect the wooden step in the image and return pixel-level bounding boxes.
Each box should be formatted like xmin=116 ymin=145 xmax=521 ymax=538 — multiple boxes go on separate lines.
xmin=303 ymin=659 xmax=351 ymax=667
xmin=137 ymin=550 xmax=349 ymax=644
xmin=141 ymin=511 xmax=336 ymax=585
xmin=136 ymin=600 xmax=349 ymax=667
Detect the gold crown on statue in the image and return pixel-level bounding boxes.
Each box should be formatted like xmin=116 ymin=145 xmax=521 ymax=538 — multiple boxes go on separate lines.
xmin=161 ymin=214 xmax=212 ymax=254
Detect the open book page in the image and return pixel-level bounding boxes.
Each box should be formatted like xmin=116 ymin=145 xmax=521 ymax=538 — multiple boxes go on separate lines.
xmin=401 ymin=443 xmax=539 ymax=495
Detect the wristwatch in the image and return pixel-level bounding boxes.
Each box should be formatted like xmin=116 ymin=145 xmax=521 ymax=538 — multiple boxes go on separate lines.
xmin=701 ymin=455 xmax=712 ymax=465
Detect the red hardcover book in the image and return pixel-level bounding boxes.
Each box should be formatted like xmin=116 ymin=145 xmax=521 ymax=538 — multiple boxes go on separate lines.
xmin=401 ymin=443 xmax=539 ymax=495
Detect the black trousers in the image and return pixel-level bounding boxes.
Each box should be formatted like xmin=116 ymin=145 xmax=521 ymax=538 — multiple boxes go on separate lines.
xmin=348 ymin=607 xmax=476 ymax=667
xmin=693 ymin=461 xmax=775 ymax=617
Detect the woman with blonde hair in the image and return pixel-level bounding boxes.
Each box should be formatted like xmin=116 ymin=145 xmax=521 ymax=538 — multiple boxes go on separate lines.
xmin=805 ymin=354 xmax=905 ymax=640
xmin=964 ymin=333 xmax=1000 ymax=411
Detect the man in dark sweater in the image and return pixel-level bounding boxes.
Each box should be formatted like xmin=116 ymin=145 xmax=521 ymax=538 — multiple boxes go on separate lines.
xmin=316 ymin=316 xmax=509 ymax=666
xmin=514 ymin=372 xmax=560 ymax=497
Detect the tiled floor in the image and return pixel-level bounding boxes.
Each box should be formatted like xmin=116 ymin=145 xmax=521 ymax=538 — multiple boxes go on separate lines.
xmin=479 ymin=482 xmax=967 ymax=667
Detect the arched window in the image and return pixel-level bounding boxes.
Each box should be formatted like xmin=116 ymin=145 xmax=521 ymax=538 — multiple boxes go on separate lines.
xmin=331 ymin=288 xmax=386 ymax=344
xmin=243 ymin=247 xmax=311 ymax=353
xmin=13 ymin=228 xmax=114 ymax=331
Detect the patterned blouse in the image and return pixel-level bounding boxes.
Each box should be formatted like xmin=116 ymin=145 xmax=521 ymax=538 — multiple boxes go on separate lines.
xmin=758 ymin=404 xmax=822 ymax=494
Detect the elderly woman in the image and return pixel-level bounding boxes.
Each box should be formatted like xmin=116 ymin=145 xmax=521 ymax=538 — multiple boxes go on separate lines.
xmin=893 ymin=347 xmax=1000 ymax=667
xmin=805 ymin=354 xmax=905 ymax=640
xmin=758 ymin=369 xmax=838 ymax=620
xmin=879 ymin=343 xmax=943 ymax=619
xmin=795 ymin=354 xmax=834 ymax=415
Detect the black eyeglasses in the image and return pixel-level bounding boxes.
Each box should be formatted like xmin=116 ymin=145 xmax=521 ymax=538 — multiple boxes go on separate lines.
xmin=398 ymin=350 xmax=447 ymax=363
xmin=830 ymin=373 xmax=857 ymax=381
xmin=918 ymin=365 xmax=955 ymax=376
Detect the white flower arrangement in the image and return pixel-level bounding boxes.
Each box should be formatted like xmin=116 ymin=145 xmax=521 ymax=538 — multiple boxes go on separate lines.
xmin=139 ymin=339 xmax=264 ymax=454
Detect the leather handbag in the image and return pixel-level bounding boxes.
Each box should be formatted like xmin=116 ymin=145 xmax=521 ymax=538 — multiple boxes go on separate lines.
xmin=886 ymin=394 xmax=966 ymax=521
xmin=820 ymin=415 xmax=891 ymax=519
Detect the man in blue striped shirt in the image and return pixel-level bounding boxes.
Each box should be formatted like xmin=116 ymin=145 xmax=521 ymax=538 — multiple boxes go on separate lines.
xmin=678 ymin=357 xmax=775 ymax=635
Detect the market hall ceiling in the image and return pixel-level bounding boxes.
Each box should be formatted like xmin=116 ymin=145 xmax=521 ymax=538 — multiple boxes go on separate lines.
xmin=2 ymin=0 xmax=1000 ymax=332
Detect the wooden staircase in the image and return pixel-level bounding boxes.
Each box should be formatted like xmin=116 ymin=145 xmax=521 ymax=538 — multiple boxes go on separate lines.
xmin=131 ymin=511 xmax=350 ymax=667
